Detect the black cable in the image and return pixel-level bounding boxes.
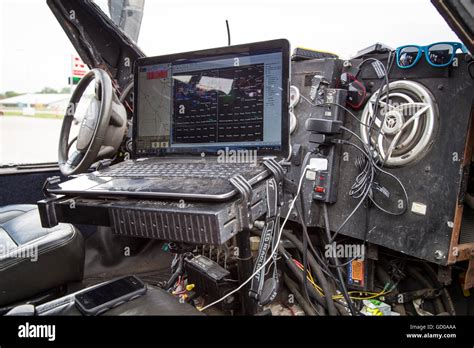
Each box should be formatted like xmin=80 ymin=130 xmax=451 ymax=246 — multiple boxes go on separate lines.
xmin=293 ymin=201 xmax=338 ymax=282
xmin=387 ymin=50 xmax=396 ymax=76
xmin=252 ymin=216 xmax=337 ymax=314
xmin=406 ymin=267 xmax=446 ymax=315
xmin=339 ymin=126 xmax=409 ymax=216
xmin=330 ymin=137 xmax=409 ymax=241
xmin=327 ymin=140 xmax=374 ymax=242
xmin=296 ymin=152 xmax=342 ymax=285
xmin=334 ymin=301 xmax=350 ymax=316
xmin=299 ymin=96 xmax=382 ymax=134
xmin=295 ymin=151 xmax=318 ymax=312
xmin=302 ymin=56 xmax=408 ymax=241
xmin=301 ymin=57 xmax=391 ymax=141
xmin=292 ymin=167 xmax=359 ymax=274
xmin=164 ymin=254 xmax=184 ymax=290
xmin=283 ymin=274 xmax=317 ymax=316
xmin=299 ymin=57 xmax=396 ymax=240
xmin=420 ymin=263 xmax=456 ymax=316
xmin=280 ymin=247 xmax=327 ymax=314
xmin=299 ymin=58 xmax=396 ymax=241
xmin=298 ymin=178 xmax=341 ymax=313
xmin=299 ymin=190 xmax=314 ymax=313
xmin=354 ymin=58 xmax=392 ymax=191
xmin=321 ymin=204 xmax=358 ymax=316
xmin=327 ymin=255 xmax=361 ymax=268
xmin=357 ymin=56 xmax=411 ymax=266
xmin=375 ymin=263 xmax=407 ymax=315
xmin=282 ymin=229 xmax=338 ymax=315
xmin=356 ymin=57 xmax=390 ymax=142
xmin=225 ymin=20 xmax=231 ymax=46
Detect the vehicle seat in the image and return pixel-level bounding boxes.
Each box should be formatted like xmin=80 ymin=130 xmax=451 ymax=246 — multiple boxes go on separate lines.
xmin=0 ymin=204 xmax=84 ymax=306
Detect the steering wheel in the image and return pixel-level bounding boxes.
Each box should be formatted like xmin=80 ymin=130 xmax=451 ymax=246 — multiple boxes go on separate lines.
xmin=58 ymin=68 xmax=127 ymax=176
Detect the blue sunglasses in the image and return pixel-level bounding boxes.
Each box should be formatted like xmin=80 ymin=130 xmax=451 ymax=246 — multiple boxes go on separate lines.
xmin=395 ymin=42 xmax=467 ymax=69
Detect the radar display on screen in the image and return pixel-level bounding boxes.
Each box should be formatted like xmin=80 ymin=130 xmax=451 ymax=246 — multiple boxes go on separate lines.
xmin=136 ymin=49 xmax=283 ymax=155
xmin=172 ymin=64 xmax=264 ymax=144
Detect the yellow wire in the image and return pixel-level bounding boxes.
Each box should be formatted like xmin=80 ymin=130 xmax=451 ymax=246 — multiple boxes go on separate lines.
xmin=293 ymin=261 xmax=389 ymax=300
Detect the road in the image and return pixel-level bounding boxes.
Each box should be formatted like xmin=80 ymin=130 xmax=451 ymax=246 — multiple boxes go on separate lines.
xmin=0 ymin=116 xmax=63 ymax=165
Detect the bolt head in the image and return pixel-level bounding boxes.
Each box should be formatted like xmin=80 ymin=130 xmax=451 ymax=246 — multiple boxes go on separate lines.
xmin=434 ymin=250 xmax=444 ymax=260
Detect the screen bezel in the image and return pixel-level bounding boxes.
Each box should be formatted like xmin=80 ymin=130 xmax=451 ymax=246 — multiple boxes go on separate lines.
xmin=132 ymin=39 xmax=290 ymax=159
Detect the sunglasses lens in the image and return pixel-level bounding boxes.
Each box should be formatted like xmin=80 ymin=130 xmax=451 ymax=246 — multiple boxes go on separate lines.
xmin=398 ymin=46 xmax=420 ymax=67
xmin=427 ymin=43 xmax=454 ymax=66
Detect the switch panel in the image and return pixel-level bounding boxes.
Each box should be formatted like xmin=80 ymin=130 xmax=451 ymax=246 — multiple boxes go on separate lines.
xmin=309 ymin=88 xmax=347 ymax=204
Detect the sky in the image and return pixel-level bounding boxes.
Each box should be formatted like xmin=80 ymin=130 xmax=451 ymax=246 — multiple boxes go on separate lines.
xmin=0 ymin=0 xmax=461 ymax=94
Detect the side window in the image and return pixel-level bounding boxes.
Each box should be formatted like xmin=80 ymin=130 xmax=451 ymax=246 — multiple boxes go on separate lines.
xmin=0 ymin=1 xmax=84 ymax=166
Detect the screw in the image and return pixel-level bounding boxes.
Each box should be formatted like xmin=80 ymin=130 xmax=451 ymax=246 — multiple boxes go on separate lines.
xmin=434 ymin=250 xmax=444 ymax=260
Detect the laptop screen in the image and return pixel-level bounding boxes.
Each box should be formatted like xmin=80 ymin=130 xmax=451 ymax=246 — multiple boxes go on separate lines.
xmin=133 ymin=39 xmax=290 ymax=158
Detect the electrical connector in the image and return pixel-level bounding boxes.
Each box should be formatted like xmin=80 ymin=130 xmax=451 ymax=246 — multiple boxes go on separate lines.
xmin=306 ymin=158 xmax=329 ymax=180
xmin=305 ymin=118 xmax=342 ymax=135
xmin=308 ymin=158 xmax=328 ymax=172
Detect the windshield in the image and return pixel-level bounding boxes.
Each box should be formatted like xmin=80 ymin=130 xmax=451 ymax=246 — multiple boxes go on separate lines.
xmin=122 ymin=0 xmax=458 ymax=58
xmin=0 ymin=0 xmax=86 ymax=166
xmin=95 ymin=0 xmax=459 ymax=58
xmin=0 ymin=0 xmax=461 ymax=166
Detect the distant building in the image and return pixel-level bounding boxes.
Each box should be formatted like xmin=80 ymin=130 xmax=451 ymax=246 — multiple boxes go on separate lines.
xmin=0 ymin=93 xmax=71 ymax=116
xmin=0 ymin=93 xmax=71 ymax=108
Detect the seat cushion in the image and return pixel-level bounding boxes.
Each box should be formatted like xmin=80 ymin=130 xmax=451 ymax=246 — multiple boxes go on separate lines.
xmin=0 ymin=205 xmax=49 ymax=245
xmin=0 ymin=205 xmax=85 ymax=306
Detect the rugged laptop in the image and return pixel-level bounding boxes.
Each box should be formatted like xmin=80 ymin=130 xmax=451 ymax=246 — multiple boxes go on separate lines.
xmin=50 ymin=39 xmax=290 ymax=201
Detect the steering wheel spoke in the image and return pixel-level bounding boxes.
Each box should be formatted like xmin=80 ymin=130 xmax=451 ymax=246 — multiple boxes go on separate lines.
xmin=67 ymin=136 xmax=78 ymax=154
xmin=66 ymin=150 xmax=85 ymax=168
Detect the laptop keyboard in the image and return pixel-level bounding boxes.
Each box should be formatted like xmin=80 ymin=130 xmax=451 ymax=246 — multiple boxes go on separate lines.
xmin=96 ymin=162 xmax=262 ymax=179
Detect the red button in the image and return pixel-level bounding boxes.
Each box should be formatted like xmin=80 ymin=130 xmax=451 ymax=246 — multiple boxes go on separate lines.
xmin=315 ymin=186 xmax=325 ymax=193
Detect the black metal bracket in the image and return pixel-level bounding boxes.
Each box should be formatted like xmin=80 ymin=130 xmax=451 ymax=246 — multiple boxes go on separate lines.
xmin=248 ymin=177 xmax=280 ymax=306
xmin=229 ymin=161 xmax=287 ymax=313
xmin=229 ymin=174 xmax=258 ymax=315
xmin=94 ymin=158 xmax=113 ymax=172
xmin=42 ymin=176 xmax=61 ymax=198
xmin=230 ymin=175 xmax=254 ymax=231
xmin=37 ymin=196 xmax=61 ymax=228
xmin=263 ymin=158 xmax=285 ymax=207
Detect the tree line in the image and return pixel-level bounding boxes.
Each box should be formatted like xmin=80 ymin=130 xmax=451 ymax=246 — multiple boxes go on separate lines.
xmin=0 ymin=87 xmax=72 ymax=99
